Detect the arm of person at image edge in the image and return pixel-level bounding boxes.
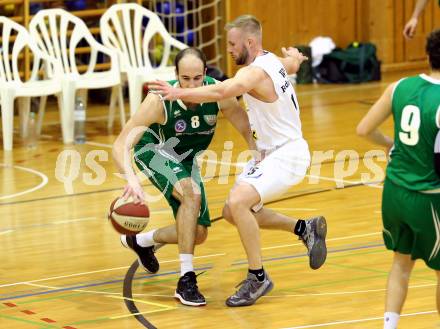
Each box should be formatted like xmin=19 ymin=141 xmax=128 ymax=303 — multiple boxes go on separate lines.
xmin=356 ymin=83 xmax=395 ymax=153
xmin=403 ymin=0 xmax=430 ymax=39
xmin=112 ymin=93 xmax=164 ymax=204
xmin=147 ymin=47 xmax=308 ymax=103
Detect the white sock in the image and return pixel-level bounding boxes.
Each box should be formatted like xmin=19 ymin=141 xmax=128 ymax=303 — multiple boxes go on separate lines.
xmin=384 ymin=312 xmax=399 ymax=329
xmin=136 ymin=229 xmax=157 ymax=247
xmin=179 ymin=254 xmax=194 ymax=276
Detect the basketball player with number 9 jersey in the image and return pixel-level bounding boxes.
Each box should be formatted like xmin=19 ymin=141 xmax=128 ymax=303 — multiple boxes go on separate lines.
xmin=357 ymin=29 xmax=440 ymax=329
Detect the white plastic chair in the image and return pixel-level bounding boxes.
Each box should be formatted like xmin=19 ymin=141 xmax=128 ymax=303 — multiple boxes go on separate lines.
xmin=100 ymin=3 xmax=187 ymax=117
xmin=0 ymin=17 xmax=62 ymax=151
xmin=29 ymin=9 xmax=124 ymax=143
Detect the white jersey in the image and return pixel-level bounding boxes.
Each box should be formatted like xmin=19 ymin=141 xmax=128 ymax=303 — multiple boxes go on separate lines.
xmin=243 ymin=51 xmax=304 ymax=152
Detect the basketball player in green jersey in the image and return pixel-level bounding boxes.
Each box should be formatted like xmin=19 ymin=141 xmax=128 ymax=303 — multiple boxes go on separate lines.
xmin=357 ymin=29 xmax=440 ymax=328
xmin=112 ymin=47 xmax=258 ymax=306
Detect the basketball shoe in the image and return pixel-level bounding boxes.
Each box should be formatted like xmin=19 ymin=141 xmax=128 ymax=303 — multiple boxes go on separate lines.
xmin=120 ymin=235 xmax=159 ymax=273
xmin=225 ymin=271 xmax=273 ymax=307
xmin=174 ymin=271 xmax=206 ymax=306
xmin=299 ymin=216 xmax=327 ymax=270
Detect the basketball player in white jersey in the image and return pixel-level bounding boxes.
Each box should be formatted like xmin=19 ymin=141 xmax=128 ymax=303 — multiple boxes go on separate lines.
xmin=149 ymin=15 xmax=327 ymax=307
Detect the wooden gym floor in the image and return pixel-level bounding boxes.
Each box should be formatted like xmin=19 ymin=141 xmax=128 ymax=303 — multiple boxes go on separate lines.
xmin=1 ymin=70 xmax=439 ymax=329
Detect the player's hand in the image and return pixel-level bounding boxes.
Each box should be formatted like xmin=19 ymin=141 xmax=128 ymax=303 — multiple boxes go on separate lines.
xmin=122 ymin=175 xmax=145 ymax=204
xmin=147 ymin=80 xmax=180 ymax=101
xmin=403 ymin=18 xmax=418 ymax=39
xmin=282 ymin=47 xmax=308 ymax=65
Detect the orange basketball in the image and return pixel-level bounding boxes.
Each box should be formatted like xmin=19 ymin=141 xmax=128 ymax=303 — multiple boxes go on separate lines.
xmin=108 ymin=197 xmax=149 ymax=235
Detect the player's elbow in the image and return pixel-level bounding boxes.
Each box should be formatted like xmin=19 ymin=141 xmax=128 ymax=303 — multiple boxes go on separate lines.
xmin=356 ymin=123 xmax=370 ymax=137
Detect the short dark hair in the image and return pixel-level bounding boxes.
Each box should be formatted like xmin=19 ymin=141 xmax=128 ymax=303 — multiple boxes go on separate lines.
xmin=426 ymin=29 xmax=440 ymax=70
xmin=174 ymin=47 xmax=207 ymax=73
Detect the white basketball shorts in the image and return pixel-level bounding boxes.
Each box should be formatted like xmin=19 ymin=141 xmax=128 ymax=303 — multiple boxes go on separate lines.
xmin=237 ymin=139 xmax=310 ymax=210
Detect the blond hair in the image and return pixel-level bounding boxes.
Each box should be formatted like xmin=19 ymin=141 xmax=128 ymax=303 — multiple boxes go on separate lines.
xmin=225 ymin=15 xmax=262 ymax=39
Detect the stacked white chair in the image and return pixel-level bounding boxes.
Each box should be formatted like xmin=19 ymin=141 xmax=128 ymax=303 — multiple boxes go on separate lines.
xmin=100 ymin=3 xmax=187 ymax=119
xmin=0 ymin=16 xmax=62 ymax=151
xmin=29 ymin=9 xmax=124 ymax=143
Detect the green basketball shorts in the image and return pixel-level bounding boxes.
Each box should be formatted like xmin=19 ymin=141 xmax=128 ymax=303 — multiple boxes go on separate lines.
xmin=382 ymin=178 xmax=440 ymax=269
xmin=133 ymin=146 xmax=211 ymax=227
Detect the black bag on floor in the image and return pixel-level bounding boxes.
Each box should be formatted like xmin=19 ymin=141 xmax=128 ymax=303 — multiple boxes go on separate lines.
xmin=316 ymin=42 xmax=381 ymax=83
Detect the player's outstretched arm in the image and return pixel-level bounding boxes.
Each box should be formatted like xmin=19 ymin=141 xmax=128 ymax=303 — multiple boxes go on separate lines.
xmin=279 ymin=47 xmax=308 ymax=74
xmin=112 ymin=93 xmax=165 ymax=202
xmin=148 ymin=66 xmax=263 ymax=103
xmin=219 ymin=96 xmax=257 ymax=151
xmin=356 ymin=83 xmax=395 ymax=148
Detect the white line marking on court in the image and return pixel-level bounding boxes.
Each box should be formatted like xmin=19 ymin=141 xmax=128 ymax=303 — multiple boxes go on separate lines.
xmin=53 ymin=217 xmax=96 ymax=224
xmin=262 ymin=231 xmax=381 ymax=251
xmin=266 ymin=283 xmax=435 ymax=299
xmin=281 ymin=310 xmax=436 ymax=329
xmin=0 ymin=266 xmax=132 ymax=288
xmin=110 ymin=307 xmax=177 ymax=319
xmin=24 ymin=282 xmax=174 ymax=298
xmin=0 ymin=230 xmax=14 ymax=236
xmin=0 ymin=164 xmax=48 ymax=200
xmin=0 ymin=253 xmax=226 ymax=288
xmin=0 ymin=231 xmax=382 ymax=288
xmin=106 ymin=295 xmax=173 ymax=309
xmin=25 ymin=282 xmax=60 ymax=289
xmin=106 ymin=295 xmax=177 ymax=319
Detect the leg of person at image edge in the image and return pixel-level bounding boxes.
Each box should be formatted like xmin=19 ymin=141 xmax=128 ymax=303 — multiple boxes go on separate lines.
xmin=222 ymin=154 xmax=327 ymax=307
xmin=121 ymin=178 xmax=207 ymax=306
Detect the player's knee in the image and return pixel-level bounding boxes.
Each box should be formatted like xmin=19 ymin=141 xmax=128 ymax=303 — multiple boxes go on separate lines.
xmin=195 ymin=226 xmax=208 ymax=245
xmin=179 ymin=179 xmax=201 ymax=206
xmin=393 ymin=252 xmax=414 ymax=275
xmin=222 ymin=204 xmax=235 ymax=225
xmin=227 ymin=191 xmax=248 ymax=213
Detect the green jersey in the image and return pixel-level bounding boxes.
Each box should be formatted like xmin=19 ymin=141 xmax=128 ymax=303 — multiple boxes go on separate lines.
xmin=137 ymin=76 xmax=220 ymax=163
xmin=387 ymin=74 xmax=440 ymax=191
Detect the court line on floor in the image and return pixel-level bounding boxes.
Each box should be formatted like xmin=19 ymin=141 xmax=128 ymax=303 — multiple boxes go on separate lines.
xmin=0 ymin=217 xmax=98 ymax=232
xmin=0 ymin=230 xmax=14 ymax=236
xmin=0 ymin=254 xmax=225 ymax=289
xmin=261 ymin=231 xmax=380 ymax=251
xmin=0 ymin=314 xmax=59 ymax=328
xmin=20 ymin=249 xmax=394 ymax=302
xmin=0 ymin=243 xmax=383 ymax=301
xmin=233 ymin=243 xmax=384 ymax=266
xmin=25 ymin=282 xmax=173 ymax=299
xmin=265 ymin=282 xmax=435 ymax=299
xmin=0 ymin=231 xmax=380 ymax=289
xmin=0 ymin=163 xmax=48 ymax=200
xmin=281 ymin=310 xmax=436 ymax=329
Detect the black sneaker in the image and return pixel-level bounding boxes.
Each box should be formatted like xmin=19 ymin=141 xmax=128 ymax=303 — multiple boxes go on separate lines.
xmin=299 ymin=216 xmax=327 ymax=270
xmin=120 ymin=235 xmax=159 ymax=274
xmin=174 ymin=271 xmax=206 ymax=306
